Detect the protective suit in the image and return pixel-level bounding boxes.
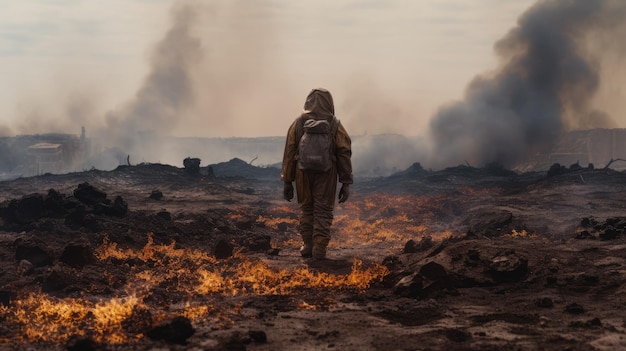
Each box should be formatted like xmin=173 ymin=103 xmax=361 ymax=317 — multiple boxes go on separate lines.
xmin=281 ymin=88 xmax=353 ymax=259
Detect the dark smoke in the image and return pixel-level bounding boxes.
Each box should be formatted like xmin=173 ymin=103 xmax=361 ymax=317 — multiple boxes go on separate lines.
xmin=428 ymin=0 xmax=626 ymax=168
xmin=98 ymin=1 xmax=202 ymax=161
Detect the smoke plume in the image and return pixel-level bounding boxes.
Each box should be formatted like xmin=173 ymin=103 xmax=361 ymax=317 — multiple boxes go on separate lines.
xmin=428 ymin=0 xmax=626 ymax=168
xmin=97 ymin=1 xmax=202 ymax=163
xmin=89 ymin=0 xmax=286 ymax=168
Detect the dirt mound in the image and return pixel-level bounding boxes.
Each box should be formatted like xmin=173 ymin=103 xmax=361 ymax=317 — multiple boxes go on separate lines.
xmin=208 ymin=158 xmax=280 ymax=180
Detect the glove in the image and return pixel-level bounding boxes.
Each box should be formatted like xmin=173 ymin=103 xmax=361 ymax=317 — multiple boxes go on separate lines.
xmin=283 ymin=182 xmax=294 ymax=202
xmin=338 ymin=184 xmax=350 ymax=203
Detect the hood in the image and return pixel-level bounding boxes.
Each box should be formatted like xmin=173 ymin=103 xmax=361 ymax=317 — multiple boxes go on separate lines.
xmin=303 ymin=88 xmax=335 ymax=119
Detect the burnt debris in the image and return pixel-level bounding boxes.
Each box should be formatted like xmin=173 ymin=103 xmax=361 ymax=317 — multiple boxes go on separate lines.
xmin=0 ymin=183 xmax=127 ymax=232
xmin=576 ymin=217 xmax=626 ymax=240
xmin=183 ymin=157 xmax=201 ymax=175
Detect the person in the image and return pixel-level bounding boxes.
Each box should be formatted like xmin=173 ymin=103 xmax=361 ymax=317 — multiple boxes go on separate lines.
xmin=281 ymin=88 xmax=353 ymax=260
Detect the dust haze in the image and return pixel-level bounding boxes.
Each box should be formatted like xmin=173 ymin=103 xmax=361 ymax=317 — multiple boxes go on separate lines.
xmin=2 ymin=0 xmax=625 ymax=174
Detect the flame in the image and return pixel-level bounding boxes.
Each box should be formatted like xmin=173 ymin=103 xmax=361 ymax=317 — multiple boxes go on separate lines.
xmin=1 ymin=190 xmax=477 ymax=346
xmin=260 ymin=193 xmax=461 ymax=253
xmin=196 ymin=257 xmax=387 ymax=295
xmin=256 ymin=204 xmax=299 ymax=231
xmin=2 ymin=294 xmax=142 ymax=344
xmin=95 ymin=234 xmax=216 ymax=264
xmin=3 ymin=233 xmax=387 ymax=346
xmin=256 ymin=215 xmax=298 ymax=229
xmin=506 ymin=229 xmax=539 ymax=238
xmin=332 ymin=194 xmax=457 ymax=250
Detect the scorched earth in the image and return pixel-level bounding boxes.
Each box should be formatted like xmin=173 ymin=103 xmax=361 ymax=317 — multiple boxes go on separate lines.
xmin=1 ymin=159 xmax=626 ymax=351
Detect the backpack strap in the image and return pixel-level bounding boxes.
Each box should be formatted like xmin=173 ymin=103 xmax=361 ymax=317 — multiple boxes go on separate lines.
xmin=295 ymin=116 xmax=306 ymax=149
xmin=330 ymin=116 xmax=340 ymax=136
xmin=329 ymin=117 xmax=340 ymax=162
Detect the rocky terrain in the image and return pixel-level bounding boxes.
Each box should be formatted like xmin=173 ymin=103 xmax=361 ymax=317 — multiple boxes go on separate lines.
xmin=1 ymin=159 xmax=626 ymax=350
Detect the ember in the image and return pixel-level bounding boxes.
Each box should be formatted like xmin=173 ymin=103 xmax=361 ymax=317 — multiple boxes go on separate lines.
xmin=1 ymin=232 xmax=387 ymax=346
xmin=4 ymin=293 xmax=141 ymax=344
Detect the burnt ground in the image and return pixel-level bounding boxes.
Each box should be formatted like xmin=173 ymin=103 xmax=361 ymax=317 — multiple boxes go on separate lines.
xmin=1 ymin=160 xmax=626 ymax=350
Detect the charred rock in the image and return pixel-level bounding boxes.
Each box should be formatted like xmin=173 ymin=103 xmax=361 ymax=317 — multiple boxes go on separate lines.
xmin=183 ymin=157 xmax=201 ymax=175
xmin=59 ymin=242 xmax=95 ymax=268
xmin=14 ymin=237 xmax=53 ymax=267
xmin=74 ymin=183 xmax=107 ymax=205
xmin=146 ymin=316 xmax=195 ymax=345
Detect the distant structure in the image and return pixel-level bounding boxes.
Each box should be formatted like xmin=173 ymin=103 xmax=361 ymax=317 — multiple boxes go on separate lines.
xmin=523 ymin=129 xmax=626 ymax=171
xmin=0 ymin=128 xmax=88 ymax=179
xmin=27 ymin=142 xmax=64 ymax=175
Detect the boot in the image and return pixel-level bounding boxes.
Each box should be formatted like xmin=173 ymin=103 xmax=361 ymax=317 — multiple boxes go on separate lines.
xmin=300 ymin=236 xmax=313 ymax=258
xmin=312 ymin=235 xmax=329 ymax=260
xmin=312 ymin=243 xmax=327 ymax=260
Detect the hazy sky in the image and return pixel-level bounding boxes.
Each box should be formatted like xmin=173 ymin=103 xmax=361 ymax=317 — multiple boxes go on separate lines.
xmin=0 ymin=0 xmax=538 ymax=138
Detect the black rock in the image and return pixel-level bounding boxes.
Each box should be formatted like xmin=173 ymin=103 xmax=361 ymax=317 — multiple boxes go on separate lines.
xmin=6 ymin=194 xmax=45 ymax=224
xmin=214 ymin=239 xmax=234 ymax=259
xmin=60 ymin=242 xmax=95 ymax=268
xmin=44 ymin=189 xmax=66 ymax=215
xmin=156 ymin=211 xmax=172 ymax=221
xmin=43 ymin=265 xmax=74 ymax=292
xmin=547 ymin=163 xmax=567 ymax=177
xmin=403 ymin=240 xmax=418 ymax=254
xmin=109 ymin=196 xmax=128 ymax=217
xmin=183 ymin=157 xmax=201 ymax=175
xmin=15 ymin=238 xmax=53 ymax=267
xmin=599 ymin=226 xmax=621 ymax=240
xmin=580 ymin=217 xmax=597 ymax=228
xmin=74 ymin=183 xmax=107 ymax=205
xmin=150 ymin=190 xmax=163 ymax=200
xmin=565 ymin=303 xmax=585 ymax=315
xmin=146 ymin=316 xmax=195 ymax=345
xmin=419 ymin=261 xmax=447 ymax=281
xmin=393 ymin=272 xmax=423 ymax=298
xmin=66 ymin=336 xmax=101 ymax=351
xmin=487 ymin=250 xmax=528 ymax=283
xmin=248 ymin=330 xmax=267 ymax=343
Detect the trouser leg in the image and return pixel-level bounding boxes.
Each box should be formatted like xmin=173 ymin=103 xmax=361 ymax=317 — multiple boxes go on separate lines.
xmin=312 ymin=201 xmax=333 ymax=259
xmin=299 ymin=202 xmax=314 ymax=257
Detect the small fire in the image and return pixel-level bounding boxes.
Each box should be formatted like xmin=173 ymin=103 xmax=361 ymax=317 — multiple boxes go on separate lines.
xmin=2 ymin=233 xmax=387 ymax=346
xmin=333 ymin=194 xmax=456 ymax=251
xmin=2 ymin=294 xmax=142 ymax=344
xmin=1 ymin=190 xmax=474 ymax=346
xmin=506 ymin=229 xmax=539 ymax=238
xmin=259 ymin=193 xmax=459 ymax=255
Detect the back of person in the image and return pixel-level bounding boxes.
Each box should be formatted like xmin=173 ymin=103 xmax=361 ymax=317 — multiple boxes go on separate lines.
xmin=281 ymin=88 xmax=353 ymax=260
xmin=297 ymin=116 xmax=339 ymax=173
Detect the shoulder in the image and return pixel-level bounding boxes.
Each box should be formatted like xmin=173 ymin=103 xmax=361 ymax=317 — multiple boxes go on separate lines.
xmin=335 ymin=120 xmax=350 ymax=138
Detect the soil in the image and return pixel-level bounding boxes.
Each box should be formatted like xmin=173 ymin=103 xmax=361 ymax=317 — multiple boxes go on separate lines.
xmin=1 ymin=161 xmax=626 ymax=350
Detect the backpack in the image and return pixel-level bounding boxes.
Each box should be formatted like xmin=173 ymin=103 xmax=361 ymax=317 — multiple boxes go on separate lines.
xmin=297 ymin=116 xmax=339 ymax=172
